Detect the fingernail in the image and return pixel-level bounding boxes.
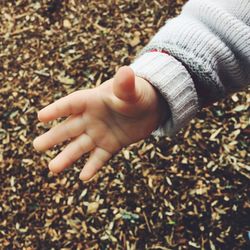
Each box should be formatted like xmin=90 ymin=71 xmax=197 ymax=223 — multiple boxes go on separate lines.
xmin=79 ymin=172 xmax=86 ymax=181
xmin=33 ymin=138 xmax=39 ymax=150
xmin=48 ymin=161 xmax=57 ymax=173
xmin=33 ymin=137 xmax=44 ymax=152
xmin=79 ymin=172 xmax=96 ymax=183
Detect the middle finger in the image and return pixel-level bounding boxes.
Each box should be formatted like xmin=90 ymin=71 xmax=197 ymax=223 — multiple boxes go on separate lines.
xmin=33 ymin=114 xmax=85 ymax=151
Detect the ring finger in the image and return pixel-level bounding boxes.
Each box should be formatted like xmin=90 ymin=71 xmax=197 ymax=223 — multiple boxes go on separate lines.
xmin=49 ymin=133 xmax=95 ymax=173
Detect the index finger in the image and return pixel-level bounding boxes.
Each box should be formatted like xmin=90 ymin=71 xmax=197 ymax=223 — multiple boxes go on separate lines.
xmin=38 ymin=90 xmax=87 ymax=122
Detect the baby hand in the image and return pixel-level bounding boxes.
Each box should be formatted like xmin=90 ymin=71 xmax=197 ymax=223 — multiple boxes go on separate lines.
xmin=33 ymin=66 xmax=165 ymax=181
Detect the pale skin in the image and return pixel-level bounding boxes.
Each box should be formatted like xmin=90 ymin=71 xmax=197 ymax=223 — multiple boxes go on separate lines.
xmin=33 ymin=66 xmax=168 ymax=181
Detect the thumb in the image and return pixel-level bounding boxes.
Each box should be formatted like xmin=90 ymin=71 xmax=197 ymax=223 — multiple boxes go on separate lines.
xmin=113 ymin=66 xmax=139 ymax=103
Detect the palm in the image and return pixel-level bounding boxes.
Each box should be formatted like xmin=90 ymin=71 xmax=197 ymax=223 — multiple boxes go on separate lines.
xmin=33 ymin=66 xmax=161 ymax=180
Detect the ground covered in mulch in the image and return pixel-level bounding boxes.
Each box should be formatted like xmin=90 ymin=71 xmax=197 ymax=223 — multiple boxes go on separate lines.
xmin=0 ymin=0 xmax=249 ymax=249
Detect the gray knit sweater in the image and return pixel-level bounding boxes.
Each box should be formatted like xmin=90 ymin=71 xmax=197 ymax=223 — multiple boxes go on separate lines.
xmin=130 ymin=0 xmax=250 ymax=137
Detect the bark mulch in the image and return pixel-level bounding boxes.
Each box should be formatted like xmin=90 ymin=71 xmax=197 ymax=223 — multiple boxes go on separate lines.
xmin=0 ymin=0 xmax=249 ymax=249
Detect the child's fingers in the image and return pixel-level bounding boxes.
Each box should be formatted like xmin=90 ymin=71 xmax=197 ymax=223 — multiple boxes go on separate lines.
xmin=38 ymin=90 xmax=87 ymax=122
xmin=79 ymin=147 xmax=112 ymax=181
xmin=49 ymin=134 xmax=95 ymax=173
xmin=33 ymin=115 xmax=85 ymax=151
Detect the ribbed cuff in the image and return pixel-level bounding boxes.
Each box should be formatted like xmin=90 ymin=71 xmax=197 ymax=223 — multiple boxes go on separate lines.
xmin=130 ymin=52 xmax=199 ymax=137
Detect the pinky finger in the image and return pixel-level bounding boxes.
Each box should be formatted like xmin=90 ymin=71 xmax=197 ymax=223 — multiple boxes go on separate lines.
xmin=79 ymin=147 xmax=112 ymax=181
xmin=49 ymin=134 xmax=95 ymax=173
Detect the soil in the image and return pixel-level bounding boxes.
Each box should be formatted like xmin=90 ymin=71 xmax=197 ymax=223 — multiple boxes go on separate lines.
xmin=0 ymin=0 xmax=249 ymax=249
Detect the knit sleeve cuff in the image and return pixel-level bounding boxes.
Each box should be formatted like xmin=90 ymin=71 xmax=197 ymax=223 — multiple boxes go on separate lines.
xmin=129 ymin=51 xmax=199 ymax=137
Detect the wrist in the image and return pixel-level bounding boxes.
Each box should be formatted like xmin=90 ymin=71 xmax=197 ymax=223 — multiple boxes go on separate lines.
xmin=130 ymin=52 xmax=198 ymax=136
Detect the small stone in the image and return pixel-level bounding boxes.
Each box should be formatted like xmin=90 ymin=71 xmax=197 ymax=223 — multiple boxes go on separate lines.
xmin=63 ymin=19 xmax=72 ymax=29
xmin=87 ymin=202 xmax=99 ymax=214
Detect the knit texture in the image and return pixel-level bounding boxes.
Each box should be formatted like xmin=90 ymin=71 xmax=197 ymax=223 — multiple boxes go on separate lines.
xmin=130 ymin=52 xmax=198 ymax=136
xmin=130 ymin=0 xmax=250 ymax=136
